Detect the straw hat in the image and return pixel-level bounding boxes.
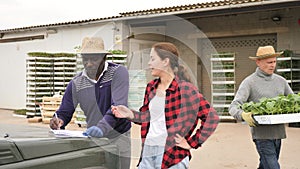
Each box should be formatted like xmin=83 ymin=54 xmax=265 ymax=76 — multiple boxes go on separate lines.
xmin=78 ymin=37 xmax=111 ymax=54
xmin=249 ymin=46 xmax=283 ymax=60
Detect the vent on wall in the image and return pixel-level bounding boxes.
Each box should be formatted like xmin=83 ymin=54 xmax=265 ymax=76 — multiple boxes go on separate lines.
xmin=212 ymin=38 xmax=277 ymax=48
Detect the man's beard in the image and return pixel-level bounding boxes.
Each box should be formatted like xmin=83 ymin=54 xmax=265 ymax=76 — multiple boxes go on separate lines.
xmin=86 ymin=68 xmax=98 ymax=79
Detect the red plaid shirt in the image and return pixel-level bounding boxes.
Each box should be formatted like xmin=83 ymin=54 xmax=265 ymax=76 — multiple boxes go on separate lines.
xmin=132 ymin=77 xmax=219 ymax=168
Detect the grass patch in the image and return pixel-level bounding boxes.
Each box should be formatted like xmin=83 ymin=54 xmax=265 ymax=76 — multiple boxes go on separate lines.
xmin=13 ymin=109 xmax=27 ymax=116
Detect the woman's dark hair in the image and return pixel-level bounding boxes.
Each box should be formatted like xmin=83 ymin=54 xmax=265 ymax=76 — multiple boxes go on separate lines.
xmin=152 ymin=42 xmax=191 ymax=83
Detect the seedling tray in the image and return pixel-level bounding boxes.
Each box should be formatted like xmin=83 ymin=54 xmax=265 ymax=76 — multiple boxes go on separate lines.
xmin=254 ymin=113 xmax=300 ymax=124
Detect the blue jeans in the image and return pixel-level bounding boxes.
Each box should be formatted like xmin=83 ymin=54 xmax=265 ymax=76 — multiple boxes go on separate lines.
xmin=138 ymin=145 xmax=189 ymax=169
xmin=138 ymin=145 xmax=165 ymax=169
xmin=253 ymin=139 xmax=281 ymax=169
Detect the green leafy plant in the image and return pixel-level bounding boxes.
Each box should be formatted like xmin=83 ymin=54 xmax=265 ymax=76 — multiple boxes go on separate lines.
xmin=240 ymin=93 xmax=300 ymax=115
xmin=282 ymin=50 xmax=293 ymax=58
xmin=108 ymin=49 xmax=127 ymax=55
xmin=28 ymin=52 xmax=76 ymax=57
xmin=13 ymin=109 xmax=27 ymax=115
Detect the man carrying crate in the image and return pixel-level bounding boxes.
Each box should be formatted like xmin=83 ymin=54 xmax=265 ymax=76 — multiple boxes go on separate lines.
xmin=229 ymin=45 xmax=294 ymax=169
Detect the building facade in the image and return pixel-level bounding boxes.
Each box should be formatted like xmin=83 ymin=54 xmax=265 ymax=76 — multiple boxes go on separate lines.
xmin=0 ymin=0 xmax=299 ymax=116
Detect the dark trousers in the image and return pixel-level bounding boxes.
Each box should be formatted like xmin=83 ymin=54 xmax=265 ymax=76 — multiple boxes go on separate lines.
xmin=253 ymin=139 xmax=281 ymax=169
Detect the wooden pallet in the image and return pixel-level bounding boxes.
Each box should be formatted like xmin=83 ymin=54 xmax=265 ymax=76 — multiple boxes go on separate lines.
xmin=40 ymin=96 xmax=62 ymax=124
xmin=40 ymin=96 xmax=76 ymax=124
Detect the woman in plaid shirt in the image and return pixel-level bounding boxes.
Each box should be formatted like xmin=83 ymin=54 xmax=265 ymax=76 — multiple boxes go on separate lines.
xmin=112 ymin=42 xmax=219 ymax=169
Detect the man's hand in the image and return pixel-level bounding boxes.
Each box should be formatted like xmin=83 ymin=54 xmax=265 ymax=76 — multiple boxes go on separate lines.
xmin=84 ymin=126 xmax=103 ymax=137
xmin=241 ymin=112 xmax=257 ymax=127
xmin=49 ymin=117 xmax=64 ymax=130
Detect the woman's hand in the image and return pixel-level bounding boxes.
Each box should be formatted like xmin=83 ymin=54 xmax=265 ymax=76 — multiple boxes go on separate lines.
xmin=175 ymin=134 xmax=192 ymax=150
xmin=111 ymin=105 xmax=134 ymax=120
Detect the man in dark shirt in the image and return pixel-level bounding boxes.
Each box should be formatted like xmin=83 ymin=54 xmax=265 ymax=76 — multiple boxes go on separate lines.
xmin=50 ymin=37 xmax=131 ymax=169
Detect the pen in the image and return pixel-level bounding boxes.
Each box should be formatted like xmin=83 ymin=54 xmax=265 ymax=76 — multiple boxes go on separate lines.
xmin=54 ymin=112 xmax=60 ymax=130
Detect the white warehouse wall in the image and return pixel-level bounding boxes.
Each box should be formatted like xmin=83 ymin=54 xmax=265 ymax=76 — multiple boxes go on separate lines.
xmin=0 ymin=22 xmax=115 ymax=109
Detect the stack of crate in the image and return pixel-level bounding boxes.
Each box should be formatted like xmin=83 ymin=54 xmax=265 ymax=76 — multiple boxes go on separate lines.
xmin=74 ymin=105 xmax=87 ymax=128
xmin=40 ymin=96 xmax=62 ymax=124
xmin=128 ymin=70 xmax=147 ymax=110
xmin=26 ymin=53 xmax=77 ymax=116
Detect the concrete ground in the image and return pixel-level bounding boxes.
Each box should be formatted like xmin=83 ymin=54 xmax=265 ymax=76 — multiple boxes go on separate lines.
xmin=1 ymin=109 xmax=300 ymax=169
